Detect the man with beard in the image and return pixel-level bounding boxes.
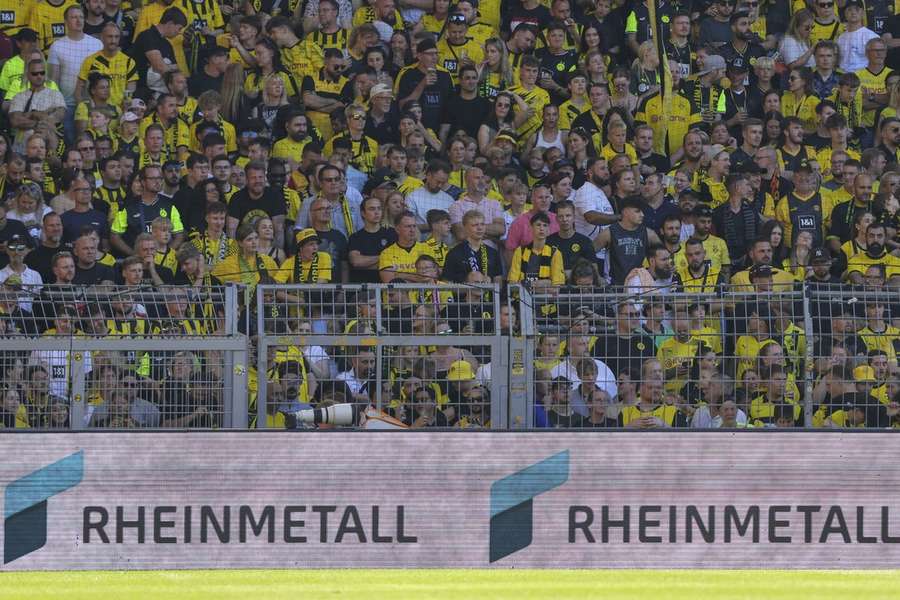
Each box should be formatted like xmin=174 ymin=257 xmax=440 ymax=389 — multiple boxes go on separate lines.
xmin=25 ymin=212 xmax=67 ymax=283
xmin=624 ymin=243 xmax=678 ymax=296
xmin=593 ymin=196 xmax=662 ymax=286
xmin=847 ymin=223 xmax=900 ymax=286
xmin=677 ymin=237 xmax=726 ymax=292
xmin=226 ymin=161 xmax=286 ymax=250
xmin=638 ymin=172 xmax=678 ymax=233
xmin=729 ymin=237 xmax=797 ymax=291
xmin=719 ymin=12 xmax=766 ymax=68
xmin=667 ymin=130 xmax=705 ymax=183
xmin=713 ymin=173 xmax=763 ymax=262
xmin=273 ymin=111 xmax=315 ymax=171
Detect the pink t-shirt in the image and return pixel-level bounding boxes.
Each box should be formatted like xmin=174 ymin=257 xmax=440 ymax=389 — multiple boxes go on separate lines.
xmin=504 ymin=210 xmax=559 ymax=250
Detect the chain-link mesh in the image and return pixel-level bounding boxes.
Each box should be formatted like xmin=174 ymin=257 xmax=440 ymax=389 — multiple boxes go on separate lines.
xmin=0 ymin=284 xmax=244 ymax=430
xmin=524 ymin=282 xmax=899 ymax=429
xmin=254 ymin=283 xmax=505 ymax=429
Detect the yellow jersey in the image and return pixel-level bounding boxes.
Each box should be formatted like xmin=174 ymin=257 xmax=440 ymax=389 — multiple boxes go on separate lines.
xmin=29 ymin=0 xmax=76 ymax=51
xmin=856 ymin=65 xmax=894 ymax=127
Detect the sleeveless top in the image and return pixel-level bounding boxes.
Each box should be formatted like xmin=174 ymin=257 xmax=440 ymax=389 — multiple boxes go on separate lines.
xmin=607 ymin=222 xmax=649 ymax=286
xmin=535 ymin=128 xmax=565 ymax=153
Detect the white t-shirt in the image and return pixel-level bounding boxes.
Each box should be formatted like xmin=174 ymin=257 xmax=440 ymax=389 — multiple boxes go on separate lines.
xmin=573 ymin=180 xmax=613 ymax=239
xmin=47 ymin=35 xmax=102 ymax=103
xmin=838 ymin=27 xmax=879 ymax=73
xmin=405 ymin=187 xmax=454 ymax=227
xmin=779 ymin=35 xmax=815 ymax=68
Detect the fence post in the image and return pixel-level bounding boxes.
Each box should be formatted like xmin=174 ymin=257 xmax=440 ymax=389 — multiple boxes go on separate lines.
xmin=508 ymin=286 xmax=534 ymax=429
xmin=227 ymin=344 xmax=249 ymax=429
xmin=69 ymin=350 xmax=86 ymax=430
xmin=802 ymin=284 xmax=815 ymax=428
xmin=255 ymin=285 xmax=267 ymax=429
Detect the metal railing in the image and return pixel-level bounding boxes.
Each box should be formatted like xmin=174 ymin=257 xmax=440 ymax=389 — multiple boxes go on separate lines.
xmin=254 ymin=283 xmax=509 ymax=429
xmin=0 ymin=284 xmax=249 ymax=429
xmin=521 ymin=282 xmax=900 ymax=430
xmin=3 ymin=281 xmax=897 ymax=430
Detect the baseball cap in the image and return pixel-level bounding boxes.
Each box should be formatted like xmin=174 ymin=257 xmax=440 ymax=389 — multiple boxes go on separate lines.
xmin=811 ymin=247 xmax=831 ymax=264
xmin=552 ymin=158 xmax=575 ymax=171
xmin=693 ymin=204 xmax=713 ymax=218
xmin=417 ymin=38 xmax=437 ymax=54
xmin=447 ymin=360 xmax=475 ymax=381
xmin=370 ymin=83 xmax=394 ymax=98
xmin=129 ymin=98 xmax=146 ymax=111
xmin=6 ymin=235 xmax=28 ymax=251
xmin=795 ymin=159 xmax=815 ymax=173
xmin=698 ymin=55 xmax=727 ymax=76
xmin=844 ymin=0 xmax=864 ymax=8
xmin=749 ymin=264 xmax=773 ymax=279
xmin=495 ymin=129 xmax=518 ymax=145
xmin=728 ymin=57 xmax=749 ymax=73
xmin=295 ymin=228 xmax=320 ymax=246
xmin=14 ymin=28 xmax=38 ymax=42
xmin=362 ymin=169 xmax=398 ymax=195
xmin=121 ymin=111 xmax=140 ymax=123
xmin=853 ymin=365 xmax=876 ymax=383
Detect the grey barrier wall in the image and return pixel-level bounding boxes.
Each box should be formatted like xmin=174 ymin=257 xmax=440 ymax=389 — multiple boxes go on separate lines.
xmin=4 ymin=432 xmax=900 ymax=570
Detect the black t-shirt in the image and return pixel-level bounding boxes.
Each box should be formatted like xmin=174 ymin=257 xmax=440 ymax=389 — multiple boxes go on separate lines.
xmin=73 ymin=262 xmax=117 ymax=285
xmin=442 ymin=241 xmax=503 ymax=283
xmin=25 ymin=243 xmax=69 ymax=283
xmin=347 ymin=227 xmax=397 ymax=283
xmin=639 ymin=152 xmax=671 ymax=175
xmin=396 ymin=67 xmax=453 ymax=131
xmin=593 ymin=332 xmax=656 ymax=379
xmin=188 ymin=70 xmax=223 ymax=97
xmin=501 ymin=2 xmax=551 ymax=34
xmin=61 ymin=209 xmax=109 ymax=244
xmin=364 ymin=109 xmax=401 ymax=145
xmin=547 ymin=232 xmax=597 ymax=271
xmin=443 ymin=94 xmax=492 ymax=139
xmin=315 ymin=227 xmax=348 ymax=270
xmin=130 ymin=26 xmax=176 ymax=87
xmin=227 ymin=187 xmax=286 ymax=227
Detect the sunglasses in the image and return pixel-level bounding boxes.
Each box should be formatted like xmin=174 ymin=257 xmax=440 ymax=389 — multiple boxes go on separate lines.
xmin=30 ymin=70 xmax=45 ymax=76
xmin=449 ymin=13 xmax=466 ymax=22
xmin=349 ymin=114 xmax=365 ymax=120
xmin=818 ymin=1 xmax=833 ymax=6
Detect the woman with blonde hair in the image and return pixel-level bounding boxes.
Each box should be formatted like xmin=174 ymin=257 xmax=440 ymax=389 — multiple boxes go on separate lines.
xmin=381 ymin=190 xmax=407 ymax=228
xmin=477 ymin=38 xmax=513 ymax=100
xmin=7 ymin=182 xmax=50 ymax=243
xmin=220 ymin=63 xmax=245 ymax=124
xmin=630 ymin=41 xmax=661 ymax=102
xmin=753 ymin=56 xmax=779 ymax=95
xmin=254 ymin=216 xmax=286 ymax=265
xmin=250 ymin=74 xmax=290 ymax=137
xmin=779 ymin=9 xmax=815 ymax=69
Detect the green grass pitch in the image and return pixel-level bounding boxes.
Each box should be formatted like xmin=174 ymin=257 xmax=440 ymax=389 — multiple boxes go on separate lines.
xmin=3 ymin=570 xmax=900 ymax=599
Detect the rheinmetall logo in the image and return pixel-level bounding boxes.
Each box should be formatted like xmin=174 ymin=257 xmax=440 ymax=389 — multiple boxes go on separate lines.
xmin=4 ymin=452 xmax=84 ymax=564
xmin=489 ymin=450 xmax=569 ymax=562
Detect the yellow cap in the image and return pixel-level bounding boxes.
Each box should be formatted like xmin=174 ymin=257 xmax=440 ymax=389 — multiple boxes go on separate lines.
xmin=447 ymin=360 xmax=475 ymax=382
xmin=853 ymin=365 xmax=876 ymax=383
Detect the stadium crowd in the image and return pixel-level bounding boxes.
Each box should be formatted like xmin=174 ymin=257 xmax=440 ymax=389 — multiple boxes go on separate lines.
xmin=0 ymin=0 xmax=899 ymax=429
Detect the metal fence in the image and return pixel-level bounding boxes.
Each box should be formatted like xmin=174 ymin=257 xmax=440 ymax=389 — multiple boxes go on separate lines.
xmin=254 ymin=283 xmax=510 ymax=429
xmin=523 ymin=282 xmax=900 ymax=430
xmin=0 ymin=284 xmax=249 ymax=430
xmin=3 ymin=281 xmax=898 ymax=430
